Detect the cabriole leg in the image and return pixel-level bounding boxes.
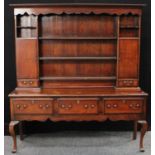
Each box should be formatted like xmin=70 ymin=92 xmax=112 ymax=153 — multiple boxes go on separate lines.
xmin=9 ymin=121 xmax=19 ymax=153
xmin=138 ymin=120 xmax=148 ymax=152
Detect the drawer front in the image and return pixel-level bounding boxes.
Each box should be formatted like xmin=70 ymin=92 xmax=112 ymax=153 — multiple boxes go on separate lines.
xmin=13 ymin=99 xmax=53 ymax=114
xmin=104 ymin=98 xmax=144 ymax=114
xmin=118 ymin=79 xmax=138 ymax=87
xmin=17 ymin=79 xmax=39 ymax=87
xmin=57 ymin=98 xmax=98 ymax=114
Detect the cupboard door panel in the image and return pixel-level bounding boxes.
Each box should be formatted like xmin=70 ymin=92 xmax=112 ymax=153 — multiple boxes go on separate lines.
xmin=118 ymin=39 xmax=139 ymax=79
xmin=16 ymin=39 xmax=38 ymax=79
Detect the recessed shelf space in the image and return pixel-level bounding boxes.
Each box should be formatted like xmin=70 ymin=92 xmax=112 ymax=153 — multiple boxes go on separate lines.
xmin=39 ymin=37 xmax=117 ymax=40
xmin=120 ymin=26 xmax=139 ymax=29
xmin=17 ymin=26 xmax=37 ymax=29
xmin=39 ymin=14 xmax=117 ymax=37
xmin=40 ymin=76 xmax=116 ymax=81
xmin=119 ymin=29 xmax=139 ymax=38
xmin=120 ymin=15 xmax=139 ymax=27
xmin=39 ymin=57 xmax=117 ymax=60
xmin=16 ymin=14 xmax=37 ymax=38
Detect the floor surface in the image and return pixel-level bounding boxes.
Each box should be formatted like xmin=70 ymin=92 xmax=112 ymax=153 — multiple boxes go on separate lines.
xmin=5 ymin=131 xmax=151 ymax=155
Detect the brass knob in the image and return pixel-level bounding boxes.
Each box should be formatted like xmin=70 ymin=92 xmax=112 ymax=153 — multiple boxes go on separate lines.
xmin=39 ymin=104 xmax=43 ymax=108
xmin=16 ymin=104 xmax=20 ymax=108
xmin=129 ymin=104 xmax=133 ymax=108
xmin=129 ymin=80 xmax=133 ymax=84
xmin=123 ymin=80 xmax=127 ymax=84
xmin=23 ymin=81 xmax=27 ymax=84
xmin=136 ymin=104 xmax=140 ymax=107
xmin=68 ymin=104 xmax=72 ymax=108
xmin=23 ymin=104 xmax=27 ymax=108
xmin=106 ymin=104 xmax=111 ymax=108
xmin=61 ymin=104 xmax=65 ymax=108
xmin=91 ymin=104 xmax=95 ymax=108
xmin=84 ymin=104 xmax=88 ymax=108
xmin=113 ymin=104 xmax=118 ymax=108
xmin=29 ymin=81 xmax=33 ymax=84
xmin=46 ymin=104 xmax=49 ymax=108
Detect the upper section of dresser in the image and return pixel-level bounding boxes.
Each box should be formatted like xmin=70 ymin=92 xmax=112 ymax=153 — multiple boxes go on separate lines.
xmin=9 ymin=3 xmax=146 ymax=91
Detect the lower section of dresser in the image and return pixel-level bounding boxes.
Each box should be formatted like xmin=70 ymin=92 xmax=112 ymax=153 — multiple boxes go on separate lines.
xmin=9 ymin=96 xmax=148 ymax=153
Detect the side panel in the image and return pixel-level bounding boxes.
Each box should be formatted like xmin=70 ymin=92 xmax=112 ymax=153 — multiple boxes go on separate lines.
xmin=16 ymin=39 xmax=39 ymax=87
xmin=117 ymin=39 xmax=139 ymax=87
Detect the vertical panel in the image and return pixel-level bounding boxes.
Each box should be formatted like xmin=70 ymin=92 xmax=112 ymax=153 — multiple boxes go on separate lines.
xmin=118 ymin=39 xmax=139 ymax=87
xmin=16 ymin=39 xmax=39 ymax=79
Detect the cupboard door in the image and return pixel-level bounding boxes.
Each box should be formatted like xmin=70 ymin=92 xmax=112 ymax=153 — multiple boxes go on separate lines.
xmin=118 ymin=39 xmax=139 ymax=87
xmin=16 ymin=39 xmax=39 ymax=86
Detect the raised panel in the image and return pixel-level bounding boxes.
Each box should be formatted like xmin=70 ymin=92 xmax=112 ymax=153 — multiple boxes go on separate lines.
xmin=57 ymin=98 xmax=98 ymax=114
xmin=104 ymin=98 xmax=144 ymax=114
xmin=16 ymin=39 xmax=39 ymax=79
xmin=40 ymin=40 xmax=117 ymax=57
xmin=118 ymin=39 xmax=139 ymax=79
xmin=13 ymin=99 xmax=53 ymax=114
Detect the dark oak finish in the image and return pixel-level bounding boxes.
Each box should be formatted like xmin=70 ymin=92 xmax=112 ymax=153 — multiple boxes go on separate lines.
xmin=9 ymin=3 xmax=148 ymax=153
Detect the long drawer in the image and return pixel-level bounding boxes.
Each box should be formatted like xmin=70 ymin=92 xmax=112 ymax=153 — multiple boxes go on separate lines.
xmin=104 ymin=98 xmax=144 ymax=114
xmin=57 ymin=98 xmax=99 ymax=114
xmin=12 ymin=99 xmax=53 ymax=114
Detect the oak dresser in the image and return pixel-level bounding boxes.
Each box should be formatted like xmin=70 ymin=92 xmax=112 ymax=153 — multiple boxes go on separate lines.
xmin=9 ymin=3 xmax=148 ymax=153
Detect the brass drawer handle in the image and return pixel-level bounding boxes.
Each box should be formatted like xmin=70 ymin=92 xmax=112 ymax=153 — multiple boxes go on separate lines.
xmin=29 ymin=81 xmax=33 ymax=84
xmin=129 ymin=104 xmax=133 ymax=108
xmin=113 ymin=104 xmax=118 ymax=108
xmin=16 ymin=104 xmax=20 ymax=109
xmin=84 ymin=104 xmax=88 ymax=108
xmin=23 ymin=104 xmax=27 ymax=108
xmin=106 ymin=104 xmax=111 ymax=108
xmin=61 ymin=104 xmax=65 ymax=108
xmin=68 ymin=104 xmax=72 ymax=108
xmin=135 ymin=104 xmax=140 ymax=108
xmin=46 ymin=104 xmax=49 ymax=108
xmin=39 ymin=104 xmax=43 ymax=108
xmin=23 ymin=81 xmax=27 ymax=84
xmin=91 ymin=104 xmax=95 ymax=108
xmin=129 ymin=80 xmax=133 ymax=84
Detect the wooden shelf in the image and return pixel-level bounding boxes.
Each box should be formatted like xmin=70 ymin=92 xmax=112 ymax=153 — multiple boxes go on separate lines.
xmin=39 ymin=37 xmax=117 ymax=40
xmin=17 ymin=26 xmax=37 ymax=29
xmin=40 ymin=76 xmax=116 ymax=81
xmin=120 ymin=26 xmax=139 ymax=29
xmin=119 ymin=37 xmax=139 ymax=39
xmin=39 ymin=57 xmax=117 ymax=60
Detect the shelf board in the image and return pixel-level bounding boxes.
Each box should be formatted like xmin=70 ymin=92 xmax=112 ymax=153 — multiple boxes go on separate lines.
xmin=39 ymin=56 xmax=117 ymax=60
xmin=17 ymin=26 xmax=37 ymax=29
xmin=39 ymin=37 xmax=117 ymax=40
xmin=120 ymin=26 xmax=139 ymax=29
xmin=119 ymin=37 xmax=139 ymax=39
xmin=40 ymin=76 xmax=116 ymax=81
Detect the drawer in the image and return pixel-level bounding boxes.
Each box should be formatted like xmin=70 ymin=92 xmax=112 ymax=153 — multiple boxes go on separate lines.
xmin=104 ymin=98 xmax=144 ymax=114
xmin=17 ymin=79 xmax=39 ymax=87
xmin=118 ymin=79 xmax=138 ymax=87
xmin=13 ymin=99 xmax=53 ymax=114
xmin=57 ymin=98 xmax=98 ymax=114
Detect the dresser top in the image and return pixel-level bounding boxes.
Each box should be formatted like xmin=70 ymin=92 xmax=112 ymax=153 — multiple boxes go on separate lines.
xmin=9 ymin=3 xmax=146 ymax=8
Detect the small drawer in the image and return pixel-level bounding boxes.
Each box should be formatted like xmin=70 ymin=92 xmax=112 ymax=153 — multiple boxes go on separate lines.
xmin=13 ymin=99 xmax=53 ymax=114
xmin=17 ymin=79 xmax=39 ymax=87
xmin=118 ymin=79 xmax=138 ymax=87
xmin=104 ymin=98 xmax=144 ymax=114
xmin=57 ymin=98 xmax=98 ymax=114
